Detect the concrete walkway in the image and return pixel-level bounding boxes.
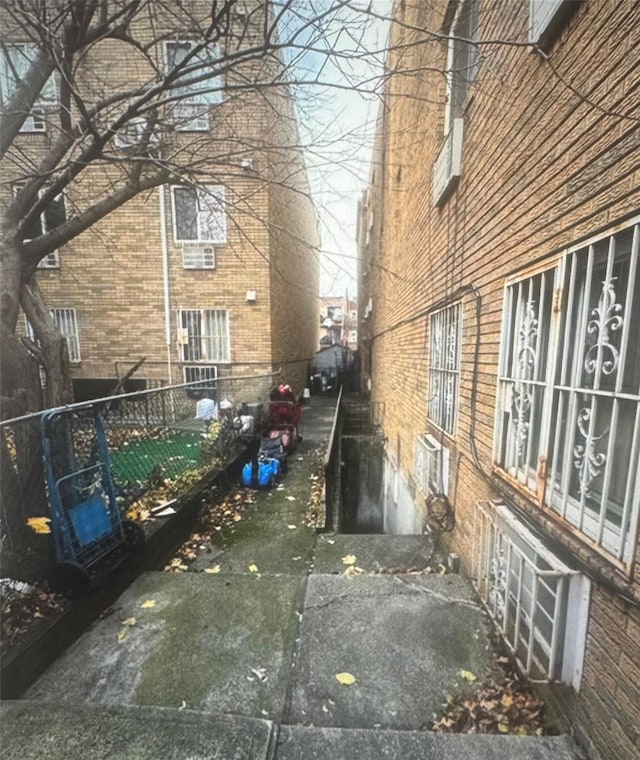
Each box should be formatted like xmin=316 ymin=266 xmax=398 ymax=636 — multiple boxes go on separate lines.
xmin=1 ymin=398 xmax=581 ymax=759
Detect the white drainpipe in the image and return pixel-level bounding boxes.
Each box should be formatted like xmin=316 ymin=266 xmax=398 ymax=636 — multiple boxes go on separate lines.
xmin=158 ymin=184 xmax=173 ymax=385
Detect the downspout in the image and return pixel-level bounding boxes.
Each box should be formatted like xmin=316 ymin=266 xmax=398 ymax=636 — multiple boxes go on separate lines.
xmin=158 ymin=184 xmax=173 ymax=385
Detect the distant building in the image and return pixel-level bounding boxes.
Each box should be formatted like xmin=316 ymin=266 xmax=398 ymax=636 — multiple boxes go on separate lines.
xmin=319 ymin=296 xmax=357 ymax=351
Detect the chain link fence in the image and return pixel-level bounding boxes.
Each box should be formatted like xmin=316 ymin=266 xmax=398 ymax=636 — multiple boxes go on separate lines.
xmin=0 ymin=370 xmax=277 ymax=587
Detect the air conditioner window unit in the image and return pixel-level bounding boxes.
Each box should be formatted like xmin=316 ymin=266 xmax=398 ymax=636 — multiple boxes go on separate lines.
xmin=21 ymin=108 xmax=46 ymax=133
xmin=415 ymin=434 xmax=450 ymax=496
xmin=182 ymin=244 xmax=215 ymax=269
xmin=175 ymin=103 xmax=209 ymax=131
xmin=37 ymin=252 xmax=60 ymax=269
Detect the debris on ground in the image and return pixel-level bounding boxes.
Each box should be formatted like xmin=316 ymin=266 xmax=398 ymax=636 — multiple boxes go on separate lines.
xmin=164 ymin=487 xmax=256 ymax=571
xmin=304 ymin=445 xmax=326 ymax=527
xmin=0 ymin=580 xmax=68 ymax=651
xmin=427 ymin=646 xmax=552 ymax=735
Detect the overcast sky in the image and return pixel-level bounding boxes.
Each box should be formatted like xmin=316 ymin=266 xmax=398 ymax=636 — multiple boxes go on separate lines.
xmin=283 ymin=2 xmax=392 ymax=298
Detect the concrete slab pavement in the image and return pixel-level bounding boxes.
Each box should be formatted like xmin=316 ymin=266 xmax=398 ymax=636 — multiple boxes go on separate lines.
xmin=26 ymin=572 xmax=302 ymax=721
xmin=287 ymin=573 xmax=494 ymax=730
xmin=0 ymin=701 xmax=274 ymax=760
xmin=314 ymin=533 xmax=435 ymax=574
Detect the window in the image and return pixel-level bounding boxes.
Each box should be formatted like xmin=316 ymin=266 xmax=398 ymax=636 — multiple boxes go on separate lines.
xmin=164 ymin=40 xmax=222 ymax=130
xmin=529 ymin=0 xmax=573 ymax=45
xmin=171 ymin=185 xmax=226 ymax=244
xmin=0 ymin=43 xmax=57 ymax=131
xmin=51 ymin=308 xmax=81 ymax=362
xmin=184 ymin=365 xmax=217 ymax=400
xmin=428 ymin=302 xmax=462 ymax=434
xmin=495 ymin=219 xmax=640 ymax=567
xmin=473 ymin=501 xmax=590 ymax=688
xmin=433 ymin=0 xmax=478 ymax=205
xmin=178 ymin=309 xmax=230 ymax=363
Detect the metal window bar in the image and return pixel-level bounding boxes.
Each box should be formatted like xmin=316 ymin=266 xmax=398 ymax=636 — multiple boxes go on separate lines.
xmin=548 ymin=223 xmax=640 ymax=563
xmin=428 ymin=303 xmax=461 ymax=434
xmin=472 ymin=501 xmax=580 ymax=683
xmin=51 ymin=308 xmax=80 ymax=362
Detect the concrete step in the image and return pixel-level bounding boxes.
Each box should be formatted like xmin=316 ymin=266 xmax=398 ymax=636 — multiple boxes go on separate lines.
xmin=0 ymin=701 xmax=275 ymax=760
xmin=274 ymin=725 xmax=581 ymax=760
xmin=313 ymin=533 xmax=435 ymax=573
xmin=1 ymin=701 xmax=582 ymax=760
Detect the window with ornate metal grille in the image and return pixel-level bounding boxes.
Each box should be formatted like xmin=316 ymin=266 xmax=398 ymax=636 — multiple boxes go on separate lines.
xmin=495 ymin=218 xmax=640 ymax=568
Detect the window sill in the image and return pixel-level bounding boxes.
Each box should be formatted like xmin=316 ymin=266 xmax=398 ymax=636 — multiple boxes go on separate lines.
xmin=490 ymin=466 xmax=640 ymax=603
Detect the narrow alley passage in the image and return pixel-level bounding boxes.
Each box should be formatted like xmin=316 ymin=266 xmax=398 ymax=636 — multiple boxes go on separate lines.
xmin=2 ymin=398 xmax=580 ymax=760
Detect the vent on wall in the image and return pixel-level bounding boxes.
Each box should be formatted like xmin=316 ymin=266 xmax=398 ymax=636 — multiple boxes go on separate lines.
xmin=22 ymin=109 xmax=46 ymax=133
xmin=414 ymin=434 xmax=450 ymax=496
xmin=182 ymin=245 xmax=215 ymax=269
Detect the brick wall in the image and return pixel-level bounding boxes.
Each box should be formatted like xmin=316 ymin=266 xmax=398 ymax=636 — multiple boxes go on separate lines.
xmin=2 ymin=1 xmax=319 ymax=403
xmin=362 ymin=1 xmax=640 ymax=757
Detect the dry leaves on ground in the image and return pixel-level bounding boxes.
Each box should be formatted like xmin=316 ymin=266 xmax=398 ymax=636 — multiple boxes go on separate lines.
xmin=428 ymin=654 xmax=550 ymax=735
xmin=304 ymin=446 xmax=326 ymax=527
xmin=0 ymin=582 xmax=68 ymax=650
xmin=164 ymin=487 xmax=256 ymax=572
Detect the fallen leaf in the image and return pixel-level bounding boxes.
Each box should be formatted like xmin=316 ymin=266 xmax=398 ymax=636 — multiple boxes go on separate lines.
xmin=341 ymin=555 xmax=357 ymax=566
xmin=459 ymin=669 xmax=477 ymax=682
xmin=501 ymin=693 xmax=514 ymax=708
xmin=248 ymin=564 xmax=259 ymax=573
xmin=233 ymin=514 xmax=242 ymax=522
xmin=327 ymin=539 xmax=335 ymax=545
xmin=335 ymin=672 xmax=356 ymax=685
xmin=122 ymin=617 xmax=137 ymax=627
xmin=286 ymin=496 xmax=296 ymax=502
xmin=26 ymin=517 xmax=51 ymax=534
xmin=204 ymin=565 xmax=221 ymax=574
xmin=140 ymin=599 xmax=156 ymax=609
xmin=287 ymin=524 xmax=297 ymax=530
xmin=117 ymin=628 xmax=127 ymax=642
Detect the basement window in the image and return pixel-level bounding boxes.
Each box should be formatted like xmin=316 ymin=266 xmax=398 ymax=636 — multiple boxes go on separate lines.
xmin=473 ymin=500 xmax=590 ymax=688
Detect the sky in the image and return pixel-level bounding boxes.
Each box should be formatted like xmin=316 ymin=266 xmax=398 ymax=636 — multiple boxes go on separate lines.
xmin=281 ymin=1 xmax=392 ymax=298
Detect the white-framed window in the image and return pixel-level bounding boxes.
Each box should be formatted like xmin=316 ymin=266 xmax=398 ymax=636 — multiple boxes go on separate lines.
xmin=178 ymin=309 xmax=230 ymax=363
xmin=472 ymin=500 xmax=590 ymax=688
xmin=433 ymin=0 xmax=478 ymax=205
xmin=51 ymin=308 xmax=80 ymax=362
xmin=529 ymin=0 xmax=571 ymax=44
xmin=495 ymin=218 xmax=640 ymax=568
xmin=428 ymin=302 xmax=462 ymax=434
xmin=171 ymin=185 xmax=226 ymax=244
xmin=0 ymin=43 xmax=57 ymax=131
xmin=164 ymin=39 xmax=222 ymax=131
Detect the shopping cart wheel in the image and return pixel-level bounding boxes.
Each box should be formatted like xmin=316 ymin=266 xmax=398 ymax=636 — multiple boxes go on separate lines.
xmin=122 ymin=519 xmax=145 ymax=550
xmin=54 ymin=561 xmax=90 ymax=596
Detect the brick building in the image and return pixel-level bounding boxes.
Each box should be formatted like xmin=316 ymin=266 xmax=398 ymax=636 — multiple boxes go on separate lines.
xmin=1 ymin=2 xmax=319 ymax=404
xmin=358 ymin=1 xmax=640 ymax=758
xmin=319 ymin=295 xmax=358 ymax=350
